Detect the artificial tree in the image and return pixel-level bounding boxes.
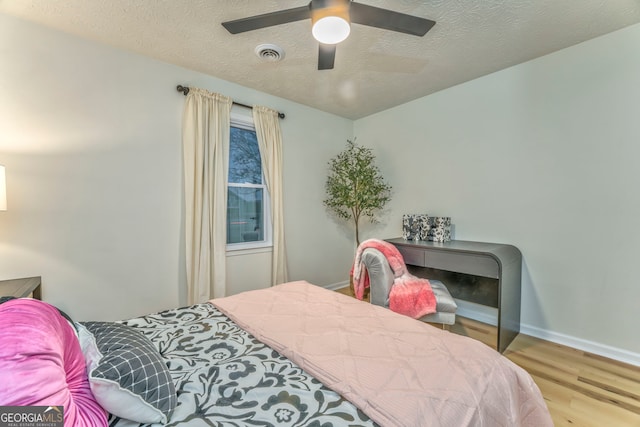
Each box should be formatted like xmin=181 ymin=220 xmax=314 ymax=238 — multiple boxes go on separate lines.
xmin=323 ymin=139 xmax=392 ymax=246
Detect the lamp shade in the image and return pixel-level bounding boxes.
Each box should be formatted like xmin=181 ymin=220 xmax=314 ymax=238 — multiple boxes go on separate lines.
xmin=0 ymin=165 xmax=6 ymax=211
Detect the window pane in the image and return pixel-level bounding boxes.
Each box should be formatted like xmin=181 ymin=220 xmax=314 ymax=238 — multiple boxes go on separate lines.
xmin=227 ymin=186 xmax=264 ymax=244
xmin=229 ymin=126 xmax=262 ymax=184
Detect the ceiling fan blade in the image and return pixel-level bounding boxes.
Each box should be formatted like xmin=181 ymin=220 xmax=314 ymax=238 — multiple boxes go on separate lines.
xmin=318 ymin=44 xmax=336 ymax=70
xmin=222 ymin=5 xmax=311 ymax=34
xmin=349 ymin=2 xmax=436 ymax=36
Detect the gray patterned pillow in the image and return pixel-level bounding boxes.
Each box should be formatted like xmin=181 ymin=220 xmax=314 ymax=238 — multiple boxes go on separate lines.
xmin=78 ymin=321 xmax=177 ymax=424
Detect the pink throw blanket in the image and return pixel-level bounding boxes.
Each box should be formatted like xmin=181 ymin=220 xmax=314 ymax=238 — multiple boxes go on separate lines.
xmin=353 ymin=239 xmax=436 ymax=318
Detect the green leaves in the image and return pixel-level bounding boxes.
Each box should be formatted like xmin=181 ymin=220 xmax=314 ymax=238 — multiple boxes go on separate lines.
xmin=323 ymin=140 xmax=392 ymax=244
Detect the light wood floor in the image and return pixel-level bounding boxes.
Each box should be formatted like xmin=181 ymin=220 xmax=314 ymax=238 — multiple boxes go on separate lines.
xmin=336 ymin=287 xmax=640 ymax=426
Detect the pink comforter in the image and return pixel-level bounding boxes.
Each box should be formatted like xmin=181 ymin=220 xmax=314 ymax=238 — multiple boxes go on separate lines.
xmin=212 ymin=281 xmax=552 ymax=427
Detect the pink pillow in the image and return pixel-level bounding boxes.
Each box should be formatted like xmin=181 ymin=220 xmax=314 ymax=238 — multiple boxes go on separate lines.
xmin=0 ymin=299 xmax=107 ymax=427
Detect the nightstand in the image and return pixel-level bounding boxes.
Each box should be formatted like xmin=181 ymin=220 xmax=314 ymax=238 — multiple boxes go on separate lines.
xmin=0 ymin=276 xmax=42 ymax=300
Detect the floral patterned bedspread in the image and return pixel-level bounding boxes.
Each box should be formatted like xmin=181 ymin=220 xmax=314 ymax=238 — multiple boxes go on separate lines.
xmin=110 ymin=303 xmax=376 ymax=427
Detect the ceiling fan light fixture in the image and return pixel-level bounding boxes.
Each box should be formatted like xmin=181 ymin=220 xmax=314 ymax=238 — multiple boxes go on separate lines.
xmin=222 ymin=0 xmax=435 ymax=71
xmin=311 ymin=0 xmax=351 ymax=44
xmin=312 ymin=16 xmax=350 ymax=44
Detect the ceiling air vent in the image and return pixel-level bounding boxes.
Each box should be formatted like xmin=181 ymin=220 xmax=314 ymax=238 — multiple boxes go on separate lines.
xmin=255 ymin=44 xmax=285 ymax=62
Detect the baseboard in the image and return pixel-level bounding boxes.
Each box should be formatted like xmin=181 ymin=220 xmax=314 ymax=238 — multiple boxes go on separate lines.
xmin=520 ymin=324 xmax=640 ymax=367
xmin=323 ymin=280 xmax=350 ymax=291
xmin=458 ymin=301 xmax=640 ymax=367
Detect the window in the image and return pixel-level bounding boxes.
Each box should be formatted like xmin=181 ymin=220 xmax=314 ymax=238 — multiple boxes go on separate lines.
xmin=226 ymin=115 xmax=271 ymax=250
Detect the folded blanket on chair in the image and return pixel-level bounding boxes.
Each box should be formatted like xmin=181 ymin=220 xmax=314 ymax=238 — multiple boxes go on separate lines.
xmin=353 ymin=239 xmax=437 ymax=318
xmin=389 ymin=276 xmax=437 ymax=319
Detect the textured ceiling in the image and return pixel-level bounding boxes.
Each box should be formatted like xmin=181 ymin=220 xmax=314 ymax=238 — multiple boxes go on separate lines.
xmin=2 ymin=0 xmax=640 ymax=119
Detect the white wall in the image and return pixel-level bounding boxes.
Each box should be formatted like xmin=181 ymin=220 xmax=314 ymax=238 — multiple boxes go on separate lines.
xmin=0 ymin=13 xmax=354 ymax=321
xmin=3 ymin=11 xmax=637 ymax=364
xmin=355 ymin=23 xmax=640 ymax=361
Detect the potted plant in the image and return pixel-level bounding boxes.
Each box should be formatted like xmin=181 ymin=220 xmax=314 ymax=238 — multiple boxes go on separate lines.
xmin=323 ymin=139 xmax=392 ymax=247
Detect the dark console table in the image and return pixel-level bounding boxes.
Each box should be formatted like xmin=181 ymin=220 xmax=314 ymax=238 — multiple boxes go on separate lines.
xmin=386 ymin=238 xmax=522 ymax=353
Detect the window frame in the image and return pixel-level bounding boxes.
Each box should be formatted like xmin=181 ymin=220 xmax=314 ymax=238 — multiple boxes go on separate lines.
xmin=226 ymin=113 xmax=272 ymax=252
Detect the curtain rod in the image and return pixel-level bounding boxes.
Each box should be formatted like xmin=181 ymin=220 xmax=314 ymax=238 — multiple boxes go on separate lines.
xmin=176 ymin=85 xmax=285 ymax=119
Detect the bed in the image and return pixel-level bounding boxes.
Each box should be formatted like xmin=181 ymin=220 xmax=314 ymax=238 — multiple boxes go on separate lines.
xmin=0 ymin=281 xmax=552 ymax=427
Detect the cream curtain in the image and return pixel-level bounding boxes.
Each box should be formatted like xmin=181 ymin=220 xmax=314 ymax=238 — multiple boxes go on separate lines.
xmin=182 ymin=88 xmax=232 ymax=303
xmin=253 ymin=106 xmax=289 ymax=285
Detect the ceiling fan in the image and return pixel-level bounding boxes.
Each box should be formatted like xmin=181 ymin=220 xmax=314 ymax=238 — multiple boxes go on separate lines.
xmin=222 ymin=0 xmax=436 ymax=70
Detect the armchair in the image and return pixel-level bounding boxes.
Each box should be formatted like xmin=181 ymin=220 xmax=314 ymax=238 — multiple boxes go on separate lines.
xmin=360 ymin=247 xmax=457 ymax=326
